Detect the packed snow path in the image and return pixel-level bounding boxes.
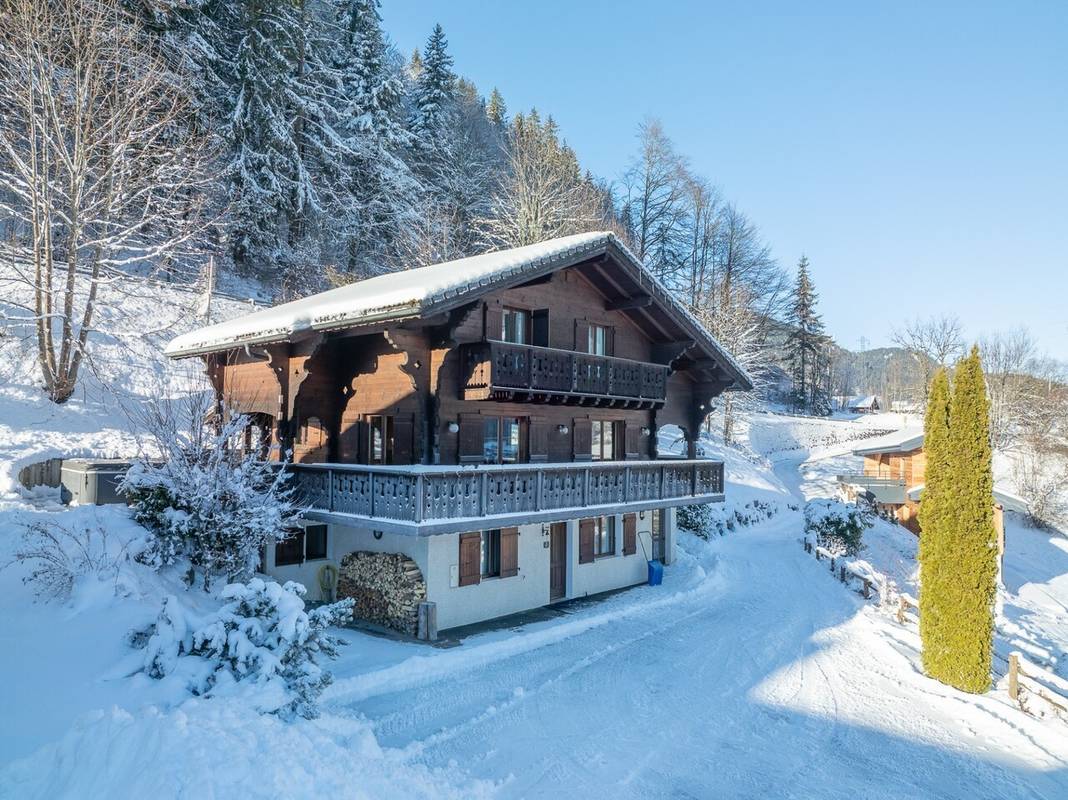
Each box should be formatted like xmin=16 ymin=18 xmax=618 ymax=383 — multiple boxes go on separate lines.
xmin=327 ymin=460 xmax=1068 ymax=799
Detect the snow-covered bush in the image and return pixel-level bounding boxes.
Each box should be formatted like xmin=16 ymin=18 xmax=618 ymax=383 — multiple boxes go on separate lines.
xmin=804 ymin=499 xmax=872 ymax=557
xmin=135 ymin=578 xmax=354 ymax=720
xmin=121 ymin=395 xmax=302 ymax=587
xmin=5 ymin=519 xmax=129 ymax=601
xmin=678 ymin=499 xmax=784 ymax=539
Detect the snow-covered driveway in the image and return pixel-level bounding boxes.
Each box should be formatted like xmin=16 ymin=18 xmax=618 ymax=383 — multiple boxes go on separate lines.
xmin=325 ymin=473 xmax=1068 ymax=799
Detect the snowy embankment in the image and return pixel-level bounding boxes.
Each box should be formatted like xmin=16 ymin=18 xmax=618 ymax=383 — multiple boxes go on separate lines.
xmin=0 ymin=255 xmax=260 ymax=497
xmin=774 ymin=411 xmax=1068 ymax=715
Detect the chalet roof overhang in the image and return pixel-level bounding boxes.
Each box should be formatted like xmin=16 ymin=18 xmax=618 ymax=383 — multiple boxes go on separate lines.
xmin=166 ymin=232 xmax=752 ymax=391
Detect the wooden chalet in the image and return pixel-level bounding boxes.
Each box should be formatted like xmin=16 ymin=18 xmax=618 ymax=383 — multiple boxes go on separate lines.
xmin=167 ymin=232 xmax=751 ymax=634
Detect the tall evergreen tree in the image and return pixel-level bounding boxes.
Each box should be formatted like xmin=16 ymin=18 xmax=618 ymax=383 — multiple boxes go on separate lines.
xmin=919 ymin=349 xmax=998 ymax=693
xmin=486 ymin=87 xmax=507 ymax=127
xmin=918 ymin=368 xmax=953 ymax=676
xmin=333 ymin=0 xmax=417 ymax=274
xmin=410 ymin=23 xmax=455 ymax=152
xmin=786 ymin=255 xmax=827 ymax=412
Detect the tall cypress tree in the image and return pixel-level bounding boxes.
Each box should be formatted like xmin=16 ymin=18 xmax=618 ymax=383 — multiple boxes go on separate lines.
xmin=919 ymin=349 xmax=998 ymax=693
xmin=947 ymin=346 xmax=998 ymax=692
xmin=918 ymin=368 xmax=952 ymax=676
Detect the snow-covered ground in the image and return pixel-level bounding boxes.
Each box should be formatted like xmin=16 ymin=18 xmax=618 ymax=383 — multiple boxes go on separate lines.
xmin=2 ymin=292 xmax=1068 ymax=800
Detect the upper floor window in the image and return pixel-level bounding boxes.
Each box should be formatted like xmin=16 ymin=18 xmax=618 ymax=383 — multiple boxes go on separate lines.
xmin=588 ymin=324 xmax=610 ymax=355
xmin=368 ymin=415 xmax=394 ymax=464
xmin=591 ymin=419 xmax=617 ymax=461
xmin=483 ymin=416 xmax=526 ymax=463
xmin=502 ymin=307 xmax=529 ymax=344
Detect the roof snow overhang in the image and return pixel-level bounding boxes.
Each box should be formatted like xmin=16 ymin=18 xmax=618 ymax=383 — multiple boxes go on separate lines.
xmin=166 ymin=232 xmax=752 ymax=391
xmin=851 ymin=428 xmax=925 ymax=457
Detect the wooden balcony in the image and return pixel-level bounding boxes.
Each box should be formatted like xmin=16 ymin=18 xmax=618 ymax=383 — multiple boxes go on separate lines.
xmin=290 ymin=459 xmax=724 ymax=535
xmin=461 ymin=340 xmax=670 ymax=408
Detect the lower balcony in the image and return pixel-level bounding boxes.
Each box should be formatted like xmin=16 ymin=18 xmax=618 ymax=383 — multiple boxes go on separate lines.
xmin=837 ymin=474 xmax=907 ymax=505
xmin=290 ymin=459 xmax=725 ymax=535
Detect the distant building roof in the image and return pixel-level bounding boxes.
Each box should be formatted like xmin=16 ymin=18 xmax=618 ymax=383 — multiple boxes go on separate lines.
xmin=852 ymin=427 xmax=925 ymax=456
xmin=847 ymin=395 xmax=880 ymax=409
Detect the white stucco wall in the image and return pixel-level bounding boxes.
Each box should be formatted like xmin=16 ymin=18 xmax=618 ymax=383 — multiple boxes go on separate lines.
xmin=264 ymin=524 xmax=428 ymax=603
xmin=264 ymin=506 xmax=677 ymax=628
xmin=425 ymin=524 xmax=551 ymax=630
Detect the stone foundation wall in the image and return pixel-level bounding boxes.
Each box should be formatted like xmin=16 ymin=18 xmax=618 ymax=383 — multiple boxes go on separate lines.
xmin=337 ymin=551 xmax=427 ymax=635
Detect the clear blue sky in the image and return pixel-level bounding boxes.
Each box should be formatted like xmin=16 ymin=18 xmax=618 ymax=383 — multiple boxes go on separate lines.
xmin=385 ymin=1 xmax=1068 ymax=360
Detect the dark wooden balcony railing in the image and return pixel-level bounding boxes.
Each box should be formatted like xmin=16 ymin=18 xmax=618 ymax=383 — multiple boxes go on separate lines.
xmin=461 ymin=341 xmax=670 ymax=407
xmin=290 ymin=459 xmax=724 ymax=535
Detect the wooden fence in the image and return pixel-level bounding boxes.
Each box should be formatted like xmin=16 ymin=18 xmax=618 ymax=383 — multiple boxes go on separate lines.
xmin=17 ymin=458 xmax=63 ymax=490
xmin=801 ymin=536 xmax=1068 ymax=722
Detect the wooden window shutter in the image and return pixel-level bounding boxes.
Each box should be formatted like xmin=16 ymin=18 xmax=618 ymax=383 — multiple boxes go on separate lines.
xmin=579 ymin=518 xmax=595 ymax=564
xmin=574 ymin=320 xmax=590 ymax=352
xmin=499 ymin=527 xmax=519 ymax=578
xmin=573 ymin=418 xmax=592 ymax=461
xmin=528 ymin=416 xmax=549 ymax=463
xmin=392 ymin=413 xmax=415 ymax=464
xmin=459 ymin=532 xmax=481 ymax=586
xmin=623 ymin=513 xmax=637 ymax=556
xmin=605 ymin=326 xmax=615 ymax=357
xmin=624 ymin=421 xmax=640 ymax=460
xmin=458 ymin=414 xmax=484 ymax=464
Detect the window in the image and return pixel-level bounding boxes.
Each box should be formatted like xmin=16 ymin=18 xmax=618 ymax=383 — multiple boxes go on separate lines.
xmin=531 ymin=309 xmax=550 ymax=347
xmin=482 ymin=416 xmax=526 ymax=463
xmin=588 ymin=324 xmax=609 ymax=355
xmin=501 ymin=307 xmax=529 ymax=344
xmin=651 ymin=509 xmax=665 ymax=563
xmin=593 ymin=516 xmax=615 ymax=557
xmin=591 ymin=420 xmax=615 ymax=461
xmin=305 ymin=525 xmax=328 ymax=560
xmin=298 ymin=416 xmax=325 ymax=448
xmin=481 ymin=529 xmax=501 ymax=577
xmin=275 ymin=530 xmax=304 ymax=566
xmin=367 ymin=415 xmax=394 ymax=464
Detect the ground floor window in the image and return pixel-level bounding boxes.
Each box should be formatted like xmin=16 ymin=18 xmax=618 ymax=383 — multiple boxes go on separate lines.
xmin=275 ymin=530 xmax=305 ymax=566
xmin=481 ymin=529 xmax=501 ymax=577
xmin=593 ymin=516 xmax=615 ymax=557
xmin=305 ymin=525 xmax=328 ymax=560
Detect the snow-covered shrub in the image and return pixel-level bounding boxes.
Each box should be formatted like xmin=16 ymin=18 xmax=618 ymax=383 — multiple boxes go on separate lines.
xmin=678 ymin=499 xmax=783 ymax=539
xmin=135 ymin=578 xmax=354 ymax=720
xmin=121 ymin=395 xmax=302 ymax=587
xmin=804 ymin=499 xmax=872 ymax=557
xmin=5 ymin=519 xmax=129 ymax=601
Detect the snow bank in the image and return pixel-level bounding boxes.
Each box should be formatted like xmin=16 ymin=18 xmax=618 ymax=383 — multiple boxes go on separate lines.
xmin=0 ymin=698 xmax=494 ymax=800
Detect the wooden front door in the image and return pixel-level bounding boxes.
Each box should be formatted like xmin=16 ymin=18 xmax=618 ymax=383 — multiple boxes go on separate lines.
xmin=549 ymin=522 xmax=567 ymax=600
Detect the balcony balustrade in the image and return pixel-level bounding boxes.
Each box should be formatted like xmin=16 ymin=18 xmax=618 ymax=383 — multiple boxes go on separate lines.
xmin=462 ymin=341 xmax=669 ymax=407
xmin=290 ymin=458 xmax=724 ymax=535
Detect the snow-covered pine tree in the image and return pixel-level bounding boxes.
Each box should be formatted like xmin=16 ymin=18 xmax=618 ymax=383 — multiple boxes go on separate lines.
xmin=333 ymin=0 xmax=418 ymax=275
xmin=223 ymin=0 xmax=353 ymax=288
xmin=486 ymin=87 xmax=507 ymax=128
xmin=410 ymin=23 xmax=455 ymax=154
xmin=786 ymin=255 xmax=828 ymax=413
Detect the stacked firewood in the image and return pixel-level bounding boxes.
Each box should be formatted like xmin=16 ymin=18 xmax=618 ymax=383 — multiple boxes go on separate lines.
xmin=337 ymin=551 xmax=426 ymax=635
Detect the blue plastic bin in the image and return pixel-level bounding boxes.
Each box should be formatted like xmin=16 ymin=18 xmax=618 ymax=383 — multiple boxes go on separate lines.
xmin=647 ymin=559 xmax=663 ymax=586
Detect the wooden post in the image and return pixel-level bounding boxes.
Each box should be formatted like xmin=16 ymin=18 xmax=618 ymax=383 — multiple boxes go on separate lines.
xmin=862 ymin=579 xmax=871 ymax=600
xmin=1008 ymin=652 xmax=1020 ymax=704
xmin=418 ymin=601 xmax=438 ymax=642
xmin=829 ymin=556 xmax=836 ymax=573
xmin=839 ymin=565 xmax=847 ymax=583
xmin=897 ymin=596 xmax=907 ymax=624
xmin=815 ymin=547 xmax=822 ymax=562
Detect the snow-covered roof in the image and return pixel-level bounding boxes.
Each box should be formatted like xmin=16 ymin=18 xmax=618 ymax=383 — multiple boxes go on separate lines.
xmin=852 ymin=427 xmax=924 ymax=456
xmin=166 ymin=232 xmax=752 ymax=390
xmin=907 ymin=483 xmax=1029 ymax=515
xmin=847 ymin=395 xmax=880 ymax=408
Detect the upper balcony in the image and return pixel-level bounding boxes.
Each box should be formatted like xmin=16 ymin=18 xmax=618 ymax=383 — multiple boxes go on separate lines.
xmin=461 ymin=340 xmax=670 ymax=408
xmin=290 ymin=458 xmax=724 ymax=536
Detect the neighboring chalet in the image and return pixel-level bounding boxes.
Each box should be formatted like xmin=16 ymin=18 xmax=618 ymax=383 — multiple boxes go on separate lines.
xmin=838 ymin=428 xmax=1026 ymax=537
xmin=846 ymin=395 xmax=881 ymax=414
xmin=167 ymin=233 xmax=751 ymax=635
